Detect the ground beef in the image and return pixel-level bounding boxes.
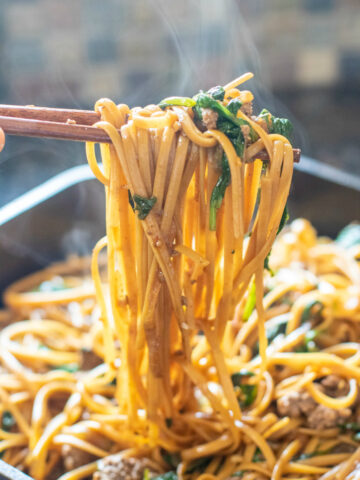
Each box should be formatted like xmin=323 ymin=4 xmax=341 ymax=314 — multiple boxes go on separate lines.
xmin=241 ymin=102 xmax=253 ymax=117
xmin=81 ymin=349 xmax=102 ymax=370
xmin=277 ymin=390 xmax=317 ymax=417
xmin=307 ymin=405 xmax=352 ymax=429
xmin=332 ymin=443 xmax=357 ymax=454
xmin=277 ymin=388 xmax=353 ymax=429
xmin=200 ymin=108 xmax=218 ymax=130
xmin=61 ymin=445 xmax=94 ymax=472
xmin=93 ymin=455 xmax=159 ymax=480
xmin=321 ymin=375 xmax=349 ymax=398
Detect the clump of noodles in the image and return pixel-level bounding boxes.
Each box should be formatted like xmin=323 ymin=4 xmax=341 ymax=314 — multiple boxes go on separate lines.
xmin=1 ymin=73 xmax=359 ymax=480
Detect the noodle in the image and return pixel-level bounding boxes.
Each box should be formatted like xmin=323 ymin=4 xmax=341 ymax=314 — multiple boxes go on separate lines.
xmin=0 ymin=73 xmax=359 ymax=480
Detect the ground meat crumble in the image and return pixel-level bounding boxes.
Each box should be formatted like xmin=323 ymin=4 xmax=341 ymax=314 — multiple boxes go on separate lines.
xmin=277 ymin=375 xmax=355 ymax=430
xmin=93 ymin=455 xmax=159 ymax=480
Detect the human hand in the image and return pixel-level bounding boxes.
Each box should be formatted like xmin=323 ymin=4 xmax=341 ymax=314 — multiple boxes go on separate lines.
xmin=0 ymin=128 xmax=5 ymax=152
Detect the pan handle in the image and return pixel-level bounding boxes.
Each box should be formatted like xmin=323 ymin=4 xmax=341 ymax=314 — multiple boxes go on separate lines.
xmin=0 ymin=164 xmax=95 ymax=226
xmin=0 ymin=460 xmax=33 ymax=480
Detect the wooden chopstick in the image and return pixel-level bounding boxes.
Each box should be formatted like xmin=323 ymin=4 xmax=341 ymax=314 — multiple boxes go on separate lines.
xmin=0 ymin=104 xmax=301 ymax=162
xmin=0 ymin=105 xmax=100 ymax=125
xmin=0 ymin=115 xmax=112 ymax=143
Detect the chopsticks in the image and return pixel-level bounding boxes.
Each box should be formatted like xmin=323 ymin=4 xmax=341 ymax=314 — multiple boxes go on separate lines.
xmin=0 ymin=105 xmax=301 ymax=162
xmin=0 ymin=105 xmax=108 ymax=143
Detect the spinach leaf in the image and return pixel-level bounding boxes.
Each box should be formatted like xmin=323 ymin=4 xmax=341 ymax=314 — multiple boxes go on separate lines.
xmin=339 ymin=423 xmax=360 ymax=442
xmin=264 ymin=204 xmax=289 ymax=273
xmin=161 ymin=452 xmax=181 ymax=469
xmin=129 ymin=192 xmax=157 ymax=220
xmin=301 ymin=300 xmax=323 ymax=323
xmin=264 ymin=254 xmax=274 ymax=276
xmin=336 ymin=224 xmax=360 ymax=249
xmin=218 ymin=121 xmax=245 ymax=157
xmin=230 ymin=472 xmax=244 ymax=478
xmin=209 ymin=154 xmax=231 ymax=231
xmin=152 ymin=473 xmax=178 ymax=480
xmin=296 ymin=329 xmax=319 ymax=353
xmin=266 ymin=320 xmax=288 ymax=344
xmin=227 ymin=98 xmax=242 ymax=116
xmin=277 ymin=205 xmax=290 ymax=235
xmin=1 ymin=411 xmax=15 ymax=432
xmin=159 ymin=96 xmax=196 ymax=109
xmin=252 ymin=448 xmax=264 ymax=462
xmin=165 ymin=418 xmax=173 ymax=428
xmin=253 ymin=317 xmax=288 ymax=356
xmin=55 ymin=363 xmax=79 ymax=373
xmin=207 ymin=86 xmax=225 ymax=101
xmin=243 ymin=280 xmax=256 ymax=322
xmin=186 ymin=457 xmax=212 ymax=474
xmin=271 ymin=117 xmax=293 ymax=138
xmin=231 ymin=369 xmax=255 ymax=385
xmin=238 ymin=384 xmax=258 ymax=407
xmin=193 ymin=90 xmax=253 ymax=230
xmin=339 ymin=422 xmax=360 ymax=432
xmin=0 ymin=411 xmax=13 ymax=459
xmin=194 ymin=93 xmax=238 ymax=125
xmin=258 ymin=109 xmax=293 ymax=139
xmin=258 ymin=109 xmax=272 ymax=130
xmin=304 ymin=329 xmax=319 ymax=351
xmin=193 ymin=92 xmax=248 ymax=156
xmin=231 ymin=370 xmax=258 ymax=408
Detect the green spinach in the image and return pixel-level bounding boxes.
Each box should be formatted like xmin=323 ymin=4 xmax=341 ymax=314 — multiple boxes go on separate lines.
xmin=253 ymin=316 xmax=288 ymax=356
xmin=129 ymin=192 xmax=157 ymax=220
xmin=159 ymin=97 xmax=196 ymax=109
xmin=231 ymin=370 xmax=258 ymax=408
xmin=264 ymin=205 xmax=289 ymax=273
xmin=243 ymin=280 xmax=256 ymax=322
xmin=296 ymin=329 xmax=319 ymax=353
xmin=151 ymin=473 xmax=178 ymax=480
xmin=186 ymin=456 xmax=212 ymax=474
xmin=258 ymin=109 xmax=293 ymax=139
xmin=1 ymin=411 xmax=15 ymax=432
xmin=161 ymin=452 xmax=181 ymax=470
xmin=55 ymin=363 xmax=79 ymax=373
xmin=300 ymin=300 xmax=323 ymax=323
xmin=209 ymin=154 xmax=231 ymax=231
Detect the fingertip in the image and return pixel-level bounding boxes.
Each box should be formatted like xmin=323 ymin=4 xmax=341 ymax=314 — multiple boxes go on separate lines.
xmin=0 ymin=128 xmax=5 ymax=152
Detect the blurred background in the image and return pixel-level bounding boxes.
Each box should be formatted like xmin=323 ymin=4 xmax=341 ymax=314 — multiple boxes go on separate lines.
xmin=0 ymin=0 xmax=359 ymax=289
xmin=0 ymin=0 xmax=360 ymax=203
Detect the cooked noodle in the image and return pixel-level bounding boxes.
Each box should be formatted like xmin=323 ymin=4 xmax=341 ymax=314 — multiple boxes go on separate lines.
xmin=0 ymin=74 xmax=359 ymax=480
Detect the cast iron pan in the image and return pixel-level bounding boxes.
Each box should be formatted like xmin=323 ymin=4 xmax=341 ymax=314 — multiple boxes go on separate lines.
xmin=0 ymin=160 xmax=359 ymax=477
xmin=0 ymin=164 xmax=105 ymax=303
xmin=0 ymin=159 xmax=359 ymax=302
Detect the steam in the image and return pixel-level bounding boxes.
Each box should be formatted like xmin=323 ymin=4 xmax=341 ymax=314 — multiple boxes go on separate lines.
xmin=143 ymin=0 xmax=265 ymax=96
xmin=148 ymin=0 xmax=307 ymax=149
xmin=0 ymin=0 xmax=308 ymax=285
